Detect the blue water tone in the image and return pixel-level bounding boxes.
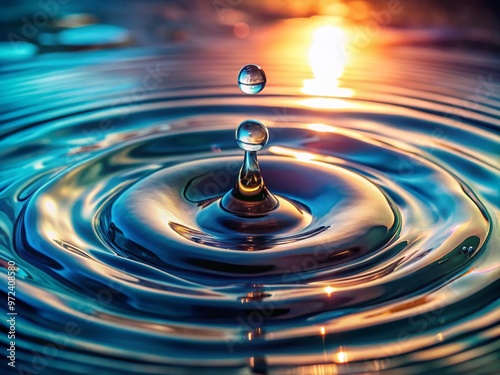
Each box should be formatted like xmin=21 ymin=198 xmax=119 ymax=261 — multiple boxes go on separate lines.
xmin=0 ymin=2 xmax=499 ymax=375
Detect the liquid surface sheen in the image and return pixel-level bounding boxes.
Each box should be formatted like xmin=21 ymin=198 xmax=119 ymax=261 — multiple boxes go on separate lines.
xmin=0 ymin=7 xmax=499 ymax=375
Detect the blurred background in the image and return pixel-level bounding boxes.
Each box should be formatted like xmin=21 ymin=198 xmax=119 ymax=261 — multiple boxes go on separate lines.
xmin=1 ymin=0 xmax=499 ymax=56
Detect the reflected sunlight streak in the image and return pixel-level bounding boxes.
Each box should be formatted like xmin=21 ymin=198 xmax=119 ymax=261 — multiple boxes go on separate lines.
xmin=269 ymin=146 xmax=316 ymax=162
xmin=337 ymin=349 xmax=348 ymax=363
xmin=324 ymin=286 xmax=335 ymax=296
xmin=302 ymin=25 xmax=354 ymax=97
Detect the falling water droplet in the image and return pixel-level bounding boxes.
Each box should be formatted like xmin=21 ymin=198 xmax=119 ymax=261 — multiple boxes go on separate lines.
xmin=238 ymin=64 xmax=266 ymax=94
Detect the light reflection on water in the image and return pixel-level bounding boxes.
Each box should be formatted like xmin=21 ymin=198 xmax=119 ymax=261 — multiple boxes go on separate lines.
xmin=302 ymin=24 xmax=353 ymax=97
xmin=0 ymin=6 xmax=499 ymax=375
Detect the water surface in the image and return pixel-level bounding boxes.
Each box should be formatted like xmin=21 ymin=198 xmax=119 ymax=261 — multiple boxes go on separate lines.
xmin=0 ymin=12 xmax=499 ymax=375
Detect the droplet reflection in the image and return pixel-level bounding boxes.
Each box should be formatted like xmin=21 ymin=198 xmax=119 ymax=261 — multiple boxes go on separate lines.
xmin=238 ymin=64 xmax=267 ymax=94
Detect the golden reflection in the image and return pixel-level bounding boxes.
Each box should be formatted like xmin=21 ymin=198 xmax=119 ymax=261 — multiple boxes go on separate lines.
xmin=308 ymin=123 xmax=338 ymax=133
xmin=336 ymin=348 xmax=348 ymax=363
xmin=42 ymin=196 xmax=58 ymax=214
xmin=302 ymin=25 xmax=354 ymax=97
xmin=268 ymin=146 xmax=316 ymax=162
xmin=324 ymin=286 xmax=335 ymax=297
xmin=300 ymin=97 xmax=354 ymax=110
xmin=41 ymin=196 xmax=61 ymax=243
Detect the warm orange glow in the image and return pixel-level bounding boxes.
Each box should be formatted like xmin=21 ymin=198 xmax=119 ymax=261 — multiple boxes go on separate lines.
xmin=323 ymin=2 xmax=349 ymax=18
xmin=300 ymin=97 xmax=354 ymax=110
xmin=45 ymin=229 xmax=58 ymax=241
xmin=268 ymin=146 xmax=316 ymax=162
xmin=324 ymin=286 xmax=335 ymax=296
xmin=320 ymin=326 xmax=326 ymax=335
xmin=336 ymin=349 xmax=347 ymax=363
xmin=302 ymin=25 xmax=353 ymax=97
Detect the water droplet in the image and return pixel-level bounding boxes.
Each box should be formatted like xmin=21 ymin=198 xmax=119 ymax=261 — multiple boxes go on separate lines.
xmin=238 ymin=64 xmax=266 ymax=94
xmin=236 ymin=120 xmax=269 ymax=152
xmin=221 ymin=120 xmax=278 ymax=216
xmin=461 ymin=245 xmax=474 ymax=256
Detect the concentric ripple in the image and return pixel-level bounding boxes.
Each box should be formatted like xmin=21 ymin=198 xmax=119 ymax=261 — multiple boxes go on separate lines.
xmin=0 ymin=16 xmax=499 ymax=375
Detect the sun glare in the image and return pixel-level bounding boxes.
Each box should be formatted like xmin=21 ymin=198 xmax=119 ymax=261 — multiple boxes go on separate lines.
xmin=302 ymin=25 xmax=353 ymax=97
